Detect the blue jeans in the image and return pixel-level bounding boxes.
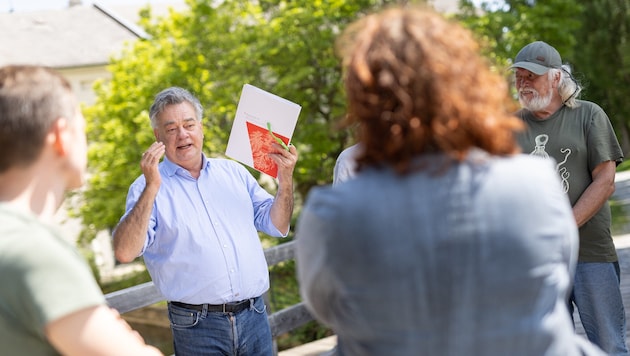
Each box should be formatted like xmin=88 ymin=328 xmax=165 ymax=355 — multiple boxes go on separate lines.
xmin=569 ymin=262 xmax=629 ymax=355
xmin=167 ymin=296 xmax=273 ymax=356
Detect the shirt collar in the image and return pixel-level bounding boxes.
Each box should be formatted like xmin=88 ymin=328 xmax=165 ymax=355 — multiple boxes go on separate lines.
xmin=161 ymin=154 xmax=209 ymax=177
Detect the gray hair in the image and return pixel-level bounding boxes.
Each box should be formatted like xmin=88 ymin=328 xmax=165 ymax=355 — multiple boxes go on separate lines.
xmin=149 ymin=87 xmax=203 ymax=128
xmin=550 ymin=65 xmax=582 ymax=108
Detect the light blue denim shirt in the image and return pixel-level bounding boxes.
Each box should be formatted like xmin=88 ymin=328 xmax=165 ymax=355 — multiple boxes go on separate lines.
xmin=122 ymin=154 xmax=285 ymax=304
xmin=297 ymin=151 xmax=604 ymax=356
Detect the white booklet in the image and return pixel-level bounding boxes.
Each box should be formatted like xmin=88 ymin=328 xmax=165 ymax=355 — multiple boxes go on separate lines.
xmin=225 ymin=84 xmax=301 ymax=178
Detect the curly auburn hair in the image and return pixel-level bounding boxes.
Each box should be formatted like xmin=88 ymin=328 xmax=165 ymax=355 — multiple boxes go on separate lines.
xmin=336 ymin=6 xmax=523 ymax=175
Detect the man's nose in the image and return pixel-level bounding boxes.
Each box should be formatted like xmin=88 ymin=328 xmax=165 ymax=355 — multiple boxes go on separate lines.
xmin=176 ymin=126 xmax=189 ymax=137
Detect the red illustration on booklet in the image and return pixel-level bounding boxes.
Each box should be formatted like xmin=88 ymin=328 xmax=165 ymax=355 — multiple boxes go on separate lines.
xmin=246 ymin=121 xmax=289 ymax=178
xmin=225 ymin=84 xmax=300 ymax=178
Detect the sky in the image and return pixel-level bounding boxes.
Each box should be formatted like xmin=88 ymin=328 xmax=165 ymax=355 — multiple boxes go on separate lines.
xmin=0 ymin=0 xmax=183 ymax=13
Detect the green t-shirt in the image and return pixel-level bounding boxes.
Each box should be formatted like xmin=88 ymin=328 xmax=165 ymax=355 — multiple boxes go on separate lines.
xmin=0 ymin=204 xmax=106 ymax=355
xmin=516 ymin=100 xmax=624 ymax=262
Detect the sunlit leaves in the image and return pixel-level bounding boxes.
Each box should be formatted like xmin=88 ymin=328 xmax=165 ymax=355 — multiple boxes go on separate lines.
xmin=79 ymin=0 xmax=401 ymax=236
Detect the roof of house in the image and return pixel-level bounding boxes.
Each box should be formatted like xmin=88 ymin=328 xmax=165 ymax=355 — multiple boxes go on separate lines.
xmin=0 ymin=3 xmax=149 ymax=68
xmin=0 ymin=0 xmax=453 ymax=70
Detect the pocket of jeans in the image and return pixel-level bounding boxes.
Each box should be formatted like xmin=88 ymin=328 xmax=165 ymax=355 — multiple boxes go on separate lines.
xmin=168 ymin=304 xmax=201 ymax=329
xmin=251 ymin=298 xmax=267 ymax=314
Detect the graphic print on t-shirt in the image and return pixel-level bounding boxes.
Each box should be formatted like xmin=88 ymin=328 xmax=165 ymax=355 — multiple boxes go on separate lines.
xmin=530 ymin=134 xmax=572 ymax=193
xmin=531 ymin=134 xmax=550 ymax=159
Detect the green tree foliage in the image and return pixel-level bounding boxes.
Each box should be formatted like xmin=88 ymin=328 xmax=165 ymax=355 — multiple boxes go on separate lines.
xmin=79 ymin=0 xmax=409 ymax=240
xmin=456 ymin=0 xmax=583 ymax=83
xmin=81 ymin=2 xmax=411 ymax=347
xmin=77 ymin=0 xmax=630 ymax=349
xmin=569 ymin=0 xmax=630 ymax=154
xmin=457 ymin=0 xmax=630 ymax=157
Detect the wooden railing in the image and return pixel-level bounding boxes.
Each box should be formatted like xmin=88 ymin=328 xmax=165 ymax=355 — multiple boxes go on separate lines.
xmin=104 ymin=239 xmax=314 ymax=342
xmin=105 ymin=172 xmax=630 ymax=354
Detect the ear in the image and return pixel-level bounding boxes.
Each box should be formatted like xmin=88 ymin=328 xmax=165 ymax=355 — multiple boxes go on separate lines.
xmin=50 ymin=118 xmax=70 ymax=157
xmin=553 ymin=71 xmax=562 ymax=88
xmin=153 ymin=128 xmax=160 ymax=141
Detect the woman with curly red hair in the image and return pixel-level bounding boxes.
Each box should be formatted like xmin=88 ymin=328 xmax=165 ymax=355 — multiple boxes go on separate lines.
xmin=296 ymin=6 xmax=603 ymax=356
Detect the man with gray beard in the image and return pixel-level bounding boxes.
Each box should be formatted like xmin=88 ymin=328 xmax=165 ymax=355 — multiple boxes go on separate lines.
xmin=512 ymin=41 xmax=628 ymax=355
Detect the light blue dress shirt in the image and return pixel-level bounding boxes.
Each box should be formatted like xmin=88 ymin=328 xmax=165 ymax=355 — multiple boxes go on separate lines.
xmin=122 ymin=155 xmax=286 ymax=304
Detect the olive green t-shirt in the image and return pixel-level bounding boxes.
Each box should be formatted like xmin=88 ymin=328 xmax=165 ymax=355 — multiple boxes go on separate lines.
xmin=516 ymin=100 xmax=623 ymax=262
xmin=0 ymin=204 xmax=106 ymax=355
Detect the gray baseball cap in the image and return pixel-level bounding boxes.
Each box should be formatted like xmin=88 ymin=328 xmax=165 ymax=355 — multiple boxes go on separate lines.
xmin=510 ymin=41 xmax=562 ymax=75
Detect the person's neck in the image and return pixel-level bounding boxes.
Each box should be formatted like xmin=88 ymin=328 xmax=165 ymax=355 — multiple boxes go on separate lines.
xmin=176 ymin=155 xmax=203 ymax=180
xmin=530 ymin=96 xmax=564 ymax=120
xmin=0 ymin=165 xmax=65 ymax=222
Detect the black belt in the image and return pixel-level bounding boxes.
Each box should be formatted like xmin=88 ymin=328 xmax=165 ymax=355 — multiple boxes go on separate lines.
xmin=170 ymin=297 xmax=256 ymax=313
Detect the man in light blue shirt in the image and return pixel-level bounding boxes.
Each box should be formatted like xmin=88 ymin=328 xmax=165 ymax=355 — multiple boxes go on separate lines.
xmin=112 ymin=87 xmax=298 ymax=356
